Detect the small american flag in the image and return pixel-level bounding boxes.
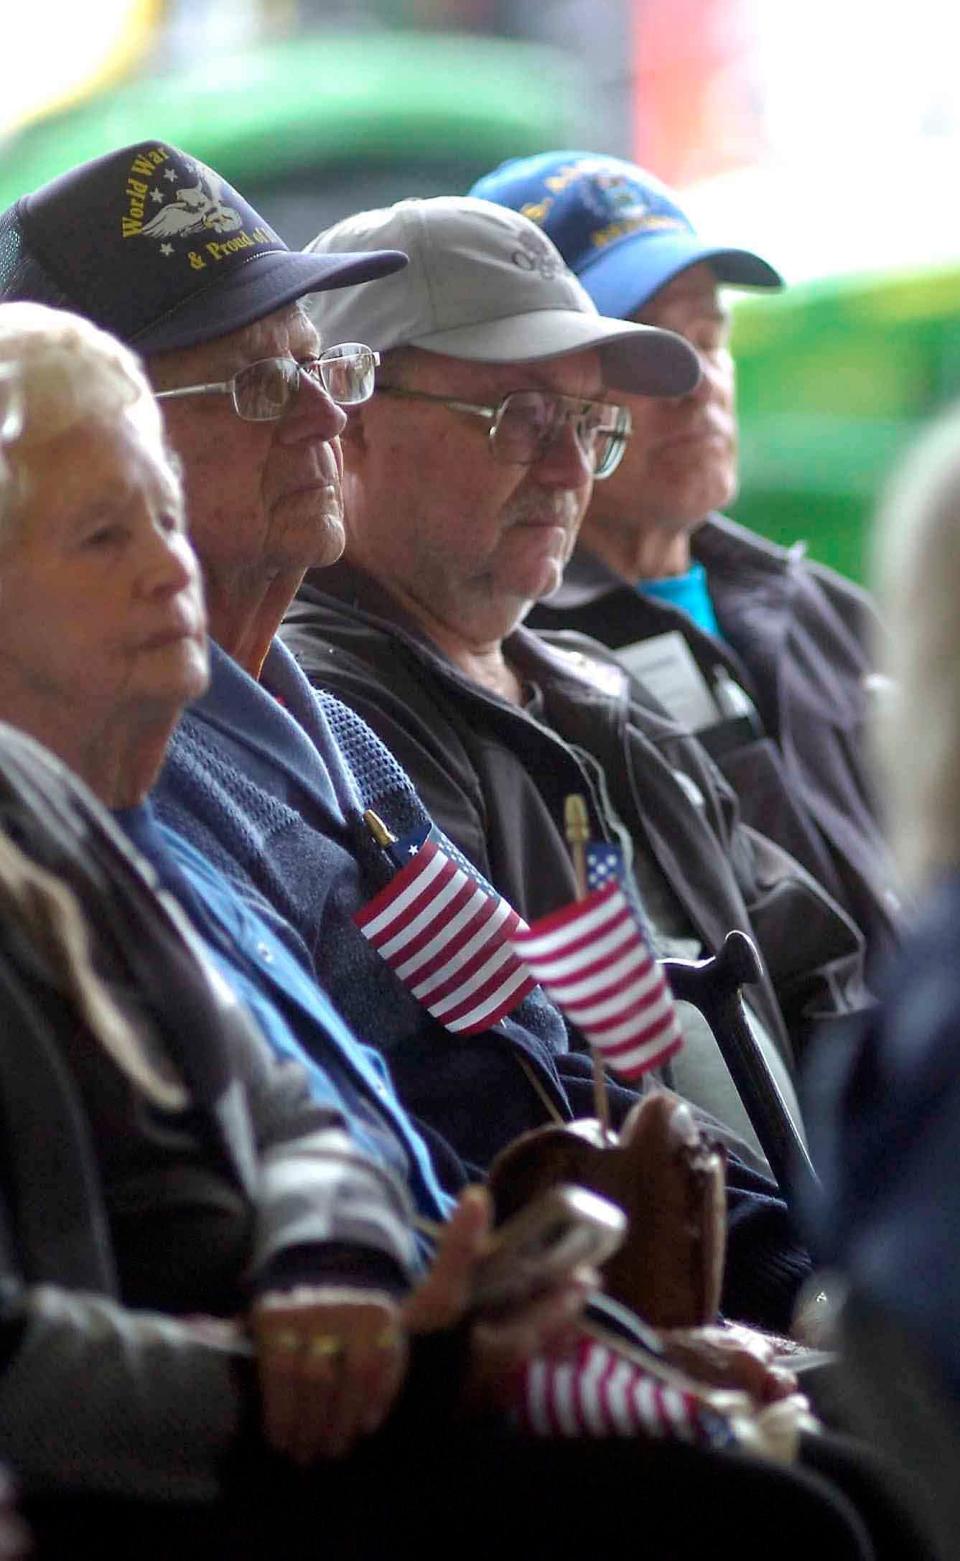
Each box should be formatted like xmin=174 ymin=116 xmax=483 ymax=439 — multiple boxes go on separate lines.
xmin=355 ymin=824 xmax=536 ymax=1035
xmin=511 ymin=879 xmax=683 ymax=1080
xmin=517 ymin=1337 xmax=732 ymax=1446
xmin=585 ymin=840 xmax=626 ymax=892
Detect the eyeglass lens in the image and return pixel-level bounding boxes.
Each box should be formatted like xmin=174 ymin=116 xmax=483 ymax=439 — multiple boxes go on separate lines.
xmin=317 ymin=344 xmax=379 ymax=406
xmin=232 ymin=346 xmax=379 ymax=419
xmin=493 ymin=392 xmax=626 ymax=478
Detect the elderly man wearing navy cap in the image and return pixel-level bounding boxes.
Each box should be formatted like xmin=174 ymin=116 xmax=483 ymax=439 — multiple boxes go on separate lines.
xmin=471 ymin=153 xmax=900 ymax=973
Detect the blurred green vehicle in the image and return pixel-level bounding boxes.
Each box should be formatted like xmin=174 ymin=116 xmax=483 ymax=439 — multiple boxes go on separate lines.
xmin=732 ymin=264 xmax=960 ymax=583
xmin=0 ymin=28 xmax=579 ymax=243
xmin=3 ymin=27 xmax=958 ymax=585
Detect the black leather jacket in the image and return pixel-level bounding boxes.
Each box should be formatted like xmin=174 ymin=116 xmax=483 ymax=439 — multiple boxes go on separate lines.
xmin=284 ymin=560 xmax=873 ymax=1072
xmin=527 ymin=515 xmax=900 ymax=974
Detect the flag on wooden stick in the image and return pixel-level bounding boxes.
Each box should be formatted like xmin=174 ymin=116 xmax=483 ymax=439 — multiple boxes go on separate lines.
xmin=517 ymin=1336 xmax=733 ymax=1447
xmin=512 ymin=876 xmax=683 ymax=1081
xmin=355 ymin=815 xmax=536 ymax=1035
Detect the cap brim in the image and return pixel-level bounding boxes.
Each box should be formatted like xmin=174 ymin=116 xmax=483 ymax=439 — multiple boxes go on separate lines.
xmin=579 ymin=232 xmax=783 ymax=321
xmin=409 ymin=308 xmax=700 ymax=396
xmin=132 ymin=247 xmax=408 ymax=355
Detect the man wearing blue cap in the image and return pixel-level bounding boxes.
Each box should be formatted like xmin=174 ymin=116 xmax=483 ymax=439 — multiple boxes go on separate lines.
xmin=471 ymin=153 xmax=899 ymax=973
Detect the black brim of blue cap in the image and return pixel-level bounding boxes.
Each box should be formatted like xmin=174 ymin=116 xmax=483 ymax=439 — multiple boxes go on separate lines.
xmin=130 ymin=245 xmax=408 ymax=355
xmin=578 ymin=231 xmax=783 ymax=322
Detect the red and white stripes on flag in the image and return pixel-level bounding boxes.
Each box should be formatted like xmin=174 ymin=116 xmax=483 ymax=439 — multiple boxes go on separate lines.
xmin=517 ymin=1337 xmax=727 ymax=1445
xmin=354 ymin=835 xmax=536 ymax=1034
xmin=511 ymin=883 xmax=683 ymax=1080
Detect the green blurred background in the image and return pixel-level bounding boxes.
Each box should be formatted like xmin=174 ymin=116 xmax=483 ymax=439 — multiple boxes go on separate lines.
xmin=4 ymin=0 xmax=959 ymax=584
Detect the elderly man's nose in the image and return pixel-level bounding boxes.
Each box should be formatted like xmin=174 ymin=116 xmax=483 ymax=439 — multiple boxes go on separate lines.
xmin=281 ymin=370 xmax=348 ymax=440
xmin=531 ymin=418 xmax=594 ymax=487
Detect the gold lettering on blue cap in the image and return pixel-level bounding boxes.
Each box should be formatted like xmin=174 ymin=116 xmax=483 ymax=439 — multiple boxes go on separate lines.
xmin=120 ymin=148 xmax=171 ymax=236
xmin=520 ymin=198 xmax=553 ymax=226
xmin=205 ymin=232 xmax=257 ymax=261
xmin=590 ymin=214 xmax=686 ymax=250
xmin=129 ymin=149 xmax=167 ymax=179
xmin=544 ymin=163 xmax=588 ymax=194
xmin=187 ymin=251 xmax=206 ymax=270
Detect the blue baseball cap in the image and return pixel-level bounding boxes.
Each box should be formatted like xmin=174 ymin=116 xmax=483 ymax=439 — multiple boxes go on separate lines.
xmin=470 ymin=151 xmax=783 ymax=321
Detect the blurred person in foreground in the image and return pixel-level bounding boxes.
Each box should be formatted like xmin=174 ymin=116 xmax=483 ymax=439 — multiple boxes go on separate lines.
xmin=807 ymin=401 xmax=960 ymax=1557
xmin=471 ymin=153 xmax=900 ymax=973
xmin=0 ymin=301 xmax=904 ymax=1561
xmin=286 ymin=194 xmax=871 ymax=1202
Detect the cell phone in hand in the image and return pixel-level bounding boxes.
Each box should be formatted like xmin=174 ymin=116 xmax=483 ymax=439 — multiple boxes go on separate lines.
xmin=471 ymin=1184 xmax=626 ymax=1311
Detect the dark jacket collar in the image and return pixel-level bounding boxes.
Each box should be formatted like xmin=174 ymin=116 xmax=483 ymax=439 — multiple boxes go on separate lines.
xmin=298 ymin=560 xmax=631 ymax=709
xmin=548 ymin=513 xmax=797 ymax=611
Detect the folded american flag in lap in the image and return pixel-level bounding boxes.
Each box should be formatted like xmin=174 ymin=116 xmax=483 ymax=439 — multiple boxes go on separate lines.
xmin=511 ymin=860 xmax=683 ymax=1081
xmin=354 ymin=823 xmax=537 ymax=1034
xmin=517 ymin=1337 xmax=732 ymax=1446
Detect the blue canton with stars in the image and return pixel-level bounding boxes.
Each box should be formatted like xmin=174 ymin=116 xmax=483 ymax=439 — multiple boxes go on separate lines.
xmin=584 ymin=840 xmax=656 ymax=943
xmin=383 ymin=823 xmax=501 ymax=899
xmin=585 ymin=841 xmax=626 ymax=891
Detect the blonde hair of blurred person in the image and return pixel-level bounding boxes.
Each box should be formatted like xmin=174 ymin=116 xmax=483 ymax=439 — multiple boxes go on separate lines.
xmin=872 ymin=402 xmax=960 ymax=896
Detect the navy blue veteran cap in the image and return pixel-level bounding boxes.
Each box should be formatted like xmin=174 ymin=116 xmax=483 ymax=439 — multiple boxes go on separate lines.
xmin=0 ymin=141 xmax=407 ymax=354
xmin=470 ymin=151 xmax=783 ymax=321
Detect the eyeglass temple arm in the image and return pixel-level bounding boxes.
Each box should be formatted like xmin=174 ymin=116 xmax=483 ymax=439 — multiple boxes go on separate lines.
xmin=155 ymin=383 xmax=230 ymax=401
xmin=378 ymin=385 xmax=496 ymax=420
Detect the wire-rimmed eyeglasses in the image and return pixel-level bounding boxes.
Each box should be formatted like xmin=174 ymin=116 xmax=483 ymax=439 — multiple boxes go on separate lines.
xmin=376 ymin=385 xmax=631 ymax=479
xmin=155 ymin=343 xmax=380 ymax=421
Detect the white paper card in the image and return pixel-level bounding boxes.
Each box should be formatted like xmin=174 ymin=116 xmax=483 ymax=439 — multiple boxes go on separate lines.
xmin=615 ymin=631 xmax=720 ymax=731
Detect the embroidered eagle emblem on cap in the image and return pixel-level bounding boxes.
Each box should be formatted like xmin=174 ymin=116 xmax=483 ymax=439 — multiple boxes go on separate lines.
xmin=140 ymin=162 xmax=242 ymax=242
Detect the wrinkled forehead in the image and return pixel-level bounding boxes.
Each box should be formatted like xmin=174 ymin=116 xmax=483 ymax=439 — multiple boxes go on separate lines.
xmin=147 ymin=301 xmax=319 ymax=385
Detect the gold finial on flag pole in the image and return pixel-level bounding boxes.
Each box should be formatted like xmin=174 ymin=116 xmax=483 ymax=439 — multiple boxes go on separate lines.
xmin=563 ymin=793 xmax=611 ymax=1140
xmin=564 ymin=793 xmax=590 ymax=899
xmin=363 ymin=809 xmax=397 ymax=849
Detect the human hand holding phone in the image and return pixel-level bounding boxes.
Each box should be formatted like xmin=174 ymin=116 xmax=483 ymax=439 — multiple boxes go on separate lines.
xmin=469 ymin=1184 xmax=627 ymax=1311
xmin=403 ymin=1184 xmax=623 ymax=1413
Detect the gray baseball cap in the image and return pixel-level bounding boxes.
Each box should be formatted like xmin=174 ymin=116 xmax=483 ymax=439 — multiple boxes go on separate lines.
xmin=303 ymin=196 xmax=700 ymax=397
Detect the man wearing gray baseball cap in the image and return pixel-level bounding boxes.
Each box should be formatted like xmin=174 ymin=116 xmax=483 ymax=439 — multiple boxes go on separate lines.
xmin=298 ymin=194 xmax=699 ymax=398
xmin=285 ymin=194 xmax=875 ymax=1261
